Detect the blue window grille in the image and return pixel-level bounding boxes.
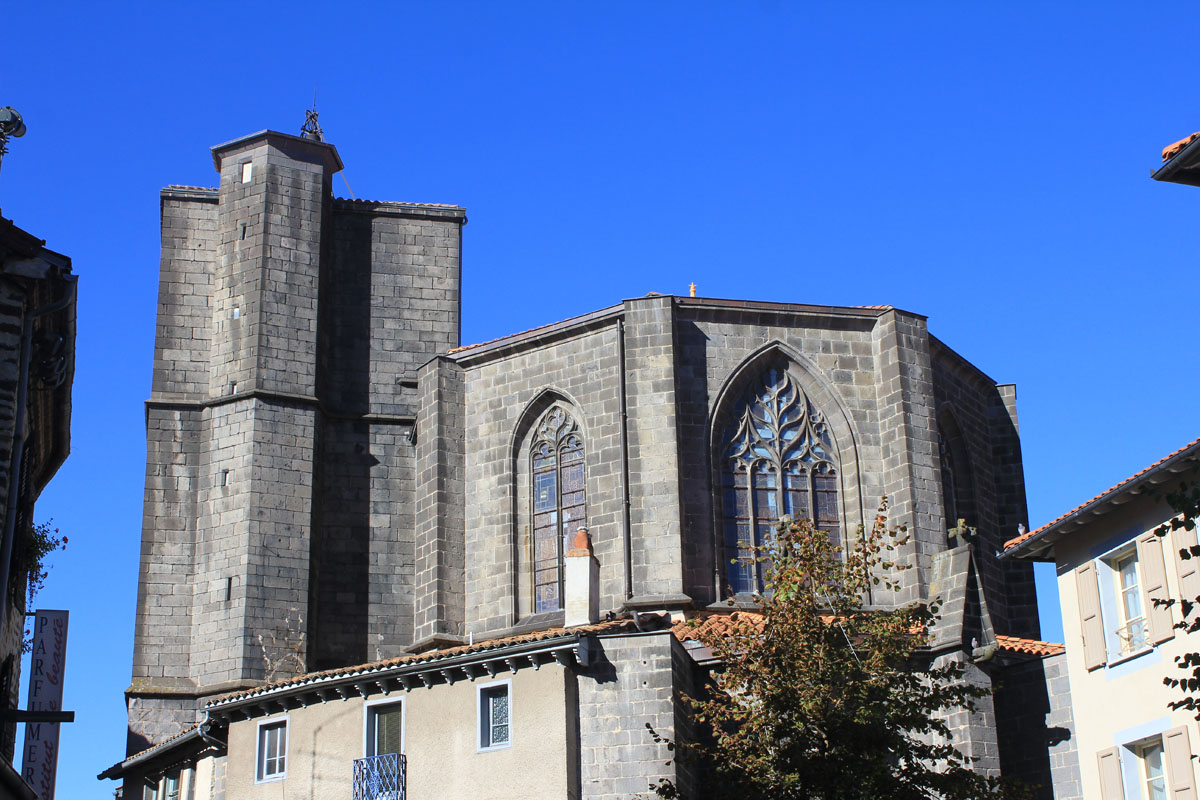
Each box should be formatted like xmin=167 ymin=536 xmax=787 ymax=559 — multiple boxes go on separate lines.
xmin=352 ymin=753 xmax=406 ymax=800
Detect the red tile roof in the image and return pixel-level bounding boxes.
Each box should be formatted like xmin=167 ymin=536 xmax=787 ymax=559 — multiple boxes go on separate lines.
xmin=1003 ymin=435 xmax=1200 ymax=552
xmin=671 ymin=610 xmax=765 ymax=641
xmin=1163 ymin=133 xmax=1200 ymax=162
xmin=995 ymin=635 xmax=1065 ymax=657
xmin=209 ymin=615 xmax=660 ymax=707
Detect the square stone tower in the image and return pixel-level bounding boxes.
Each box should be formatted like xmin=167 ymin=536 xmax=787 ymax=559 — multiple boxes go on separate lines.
xmin=129 ymin=130 xmax=465 ymax=751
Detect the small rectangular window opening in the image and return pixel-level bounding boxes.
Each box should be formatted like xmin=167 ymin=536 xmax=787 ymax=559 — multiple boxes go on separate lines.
xmin=479 ymin=683 xmax=511 ymax=750
xmin=222 ymin=469 xmax=231 ymax=488
xmin=230 ymin=381 xmax=238 ymax=395
xmin=240 ymin=223 xmax=247 ymax=241
xmin=241 ymin=162 xmax=253 ymax=184
xmin=232 ymin=306 xmax=241 ymax=320
xmin=225 ymin=576 xmax=233 ymax=602
xmin=256 ymin=719 xmax=287 ymax=782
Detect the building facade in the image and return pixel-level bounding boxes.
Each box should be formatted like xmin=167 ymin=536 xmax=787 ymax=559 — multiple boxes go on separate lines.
xmin=0 ymin=215 xmax=76 ymax=800
xmin=1005 ymin=439 xmax=1200 ymax=799
xmin=109 ymin=127 xmax=1062 ymax=798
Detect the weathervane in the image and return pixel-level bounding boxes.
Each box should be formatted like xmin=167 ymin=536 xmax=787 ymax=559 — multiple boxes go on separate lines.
xmin=301 ymin=86 xmax=323 ymax=142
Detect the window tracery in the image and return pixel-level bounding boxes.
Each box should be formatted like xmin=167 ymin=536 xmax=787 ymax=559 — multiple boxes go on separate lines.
xmin=719 ymin=367 xmax=840 ymax=594
xmin=530 ymin=407 xmax=586 ymax=613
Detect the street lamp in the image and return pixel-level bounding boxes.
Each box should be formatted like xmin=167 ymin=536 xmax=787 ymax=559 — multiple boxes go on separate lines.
xmin=0 ymin=107 xmax=27 ymax=179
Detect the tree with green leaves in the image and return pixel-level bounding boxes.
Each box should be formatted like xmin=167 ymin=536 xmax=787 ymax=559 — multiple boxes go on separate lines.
xmin=650 ymin=498 xmax=1016 ymax=800
xmin=1154 ymin=475 xmax=1200 ymax=716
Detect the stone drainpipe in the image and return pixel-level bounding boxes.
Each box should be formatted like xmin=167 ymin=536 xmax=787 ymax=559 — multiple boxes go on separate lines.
xmin=564 ymin=527 xmax=600 ymax=627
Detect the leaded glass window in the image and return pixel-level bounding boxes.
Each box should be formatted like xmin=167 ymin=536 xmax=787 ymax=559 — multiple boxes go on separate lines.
xmin=480 ymin=684 xmax=511 ymax=749
xmin=530 ymin=407 xmax=586 ymax=613
xmin=720 ymin=367 xmax=840 ymax=594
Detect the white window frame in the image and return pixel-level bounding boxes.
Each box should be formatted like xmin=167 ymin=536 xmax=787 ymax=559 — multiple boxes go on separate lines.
xmin=363 ymin=696 xmax=406 ymax=757
xmin=1102 ymin=546 xmax=1151 ymax=660
xmin=255 ymin=716 xmax=289 ymax=784
xmin=1135 ymin=737 xmax=1167 ymax=800
xmin=476 ymin=678 xmax=513 ymax=752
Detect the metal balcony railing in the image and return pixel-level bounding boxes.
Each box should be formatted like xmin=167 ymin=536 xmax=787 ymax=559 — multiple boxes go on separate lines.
xmin=1116 ymin=617 xmax=1148 ymax=655
xmin=353 ymin=753 xmax=406 ymax=800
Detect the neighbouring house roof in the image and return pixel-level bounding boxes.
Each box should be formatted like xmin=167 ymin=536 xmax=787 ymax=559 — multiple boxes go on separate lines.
xmin=206 ymin=615 xmax=665 ymax=714
xmin=98 ymin=724 xmax=215 ymax=781
xmin=1003 ymin=436 xmax=1200 ymax=560
xmin=1153 ymin=130 xmax=1200 ymax=185
xmin=994 ymin=635 xmax=1065 ymax=657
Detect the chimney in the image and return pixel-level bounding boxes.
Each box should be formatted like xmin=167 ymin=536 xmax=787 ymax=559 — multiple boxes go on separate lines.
xmin=564 ymin=528 xmax=600 ymax=627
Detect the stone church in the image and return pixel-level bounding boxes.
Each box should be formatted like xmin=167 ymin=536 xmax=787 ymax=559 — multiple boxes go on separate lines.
xmin=102 ymin=126 xmax=1073 ymax=799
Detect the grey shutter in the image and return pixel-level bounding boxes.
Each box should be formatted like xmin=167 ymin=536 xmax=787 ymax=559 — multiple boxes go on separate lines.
xmin=1173 ymin=527 xmax=1200 ymax=608
xmin=1097 ymin=746 xmax=1125 ymax=799
xmin=1165 ymin=725 xmax=1197 ymax=800
xmin=1139 ymin=532 xmax=1176 ymax=644
xmin=375 ymin=704 xmax=403 ymax=756
xmin=1076 ymin=562 xmax=1107 ymax=670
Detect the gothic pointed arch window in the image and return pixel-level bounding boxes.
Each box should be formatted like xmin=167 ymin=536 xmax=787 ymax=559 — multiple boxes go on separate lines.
xmin=530 ymin=407 xmax=586 ymax=613
xmin=719 ymin=366 xmax=840 ymax=594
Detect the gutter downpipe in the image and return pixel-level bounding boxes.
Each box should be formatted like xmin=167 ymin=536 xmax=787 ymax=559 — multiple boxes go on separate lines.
xmin=617 ymin=317 xmax=633 ymax=600
xmin=0 ymin=275 xmax=77 ymax=614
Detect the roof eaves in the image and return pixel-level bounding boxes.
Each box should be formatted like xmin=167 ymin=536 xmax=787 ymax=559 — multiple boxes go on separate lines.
xmin=1153 ymin=133 xmax=1200 ymax=184
xmin=98 ymin=725 xmax=211 ymax=780
xmin=1002 ymin=436 xmax=1200 ymax=559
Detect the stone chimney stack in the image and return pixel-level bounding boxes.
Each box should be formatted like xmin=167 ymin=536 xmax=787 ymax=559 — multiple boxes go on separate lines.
xmin=564 ymin=527 xmax=600 ymax=627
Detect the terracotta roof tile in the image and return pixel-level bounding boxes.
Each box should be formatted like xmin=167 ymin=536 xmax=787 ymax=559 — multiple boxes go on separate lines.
xmin=208 ymin=615 xmax=660 ymax=707
xmin=98 ymin=724 xmax=204 ymax=779
xmin=1003 ymin=435 xmax=1200 ymax=552
xmin=164 ymin=185 xmax=218 ymax=192
xmin=1163 ymin=132 xmax=1200 ymax=162
xmin=995 ymin=635 xmax=1064 ymax=657
xmin=671 ymin=610 xmax=765 ymax=641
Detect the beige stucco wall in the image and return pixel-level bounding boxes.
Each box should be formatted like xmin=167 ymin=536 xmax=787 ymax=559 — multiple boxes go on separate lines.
xmin=225 ymin=663 xmax=574 ymax=800
xmin=1055 ymin=496 xmax=1200 ymax=797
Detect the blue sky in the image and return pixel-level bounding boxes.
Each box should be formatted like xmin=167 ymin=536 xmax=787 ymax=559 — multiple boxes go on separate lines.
xmin=3 ymin=2 xmax=1199 ymax=796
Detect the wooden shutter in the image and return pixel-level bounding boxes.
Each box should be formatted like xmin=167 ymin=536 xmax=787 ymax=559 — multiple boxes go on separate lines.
xmin=1097 ymin=746 xmax=1125 ymax=799
xmin=1173 ymin=527 xmax=1200 ymax=608
xmin=1140 ymin=533 xmax=1176 ymax=644
xmin=1077 ymin=562 xmax=1108 ymax=670
xmin=1165 ymin=726 xmax=1198 ymax=800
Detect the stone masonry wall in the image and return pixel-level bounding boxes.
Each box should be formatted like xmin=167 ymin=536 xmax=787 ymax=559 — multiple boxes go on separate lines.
xmin=995 ymin=654 xmax=1081 ymax=800
xmin=577 ymin=632 xmax=681 ymax=800
xmin=458 ymin=320 xmax=624 ymax=636
xmin=931 ymin=342 xmax=1036 ymax=637
xmin=413 ymin=357 xmax=466 ymax=645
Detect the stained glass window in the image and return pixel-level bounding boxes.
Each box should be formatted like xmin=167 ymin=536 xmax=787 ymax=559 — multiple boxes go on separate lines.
xmin=530 ymin=408 xmax=586 ymax=613
xmin=720 ymin=367 xmax=840 ymax=594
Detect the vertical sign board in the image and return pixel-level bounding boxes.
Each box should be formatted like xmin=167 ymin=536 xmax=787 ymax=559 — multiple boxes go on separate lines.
xmin=20 ymin=610 xmax=68 ymax=800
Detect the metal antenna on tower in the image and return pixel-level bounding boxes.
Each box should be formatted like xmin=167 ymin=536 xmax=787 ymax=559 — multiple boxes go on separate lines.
xmin=301 ymin=88 xmax=323 ymax=142
xmin=0 ymin=107 xmax=27 ymax=181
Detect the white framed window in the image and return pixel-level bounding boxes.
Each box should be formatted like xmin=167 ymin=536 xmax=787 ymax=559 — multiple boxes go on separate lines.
xmin=1137 ymin=738 xmax=1167 ymax=800
xmin=163 ymin=771 xmax=181 ymax=800
xmin=241 ymin=162 xmax=253 ymax=183
xmin=1111 ymin=549 xmax=1148 ymax=656
xmin=477 ymin=680 xmax=512 ymax=751
xmin=256 ymin=717 xmax=288 ymax=783
xmin=364 ymin=697 xmax=405 ymax=757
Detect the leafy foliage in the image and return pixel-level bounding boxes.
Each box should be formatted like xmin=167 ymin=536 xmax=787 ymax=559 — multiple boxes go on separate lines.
xmin=650 ymin=498 xmax=1017 ymax=800
xmin=21 ymin=519 xmax=66 ymax=653
xmin=1154 ymin=474 xmax=1200 ymax=714
xmin=23 ymin=519 xmax=66 ymax=608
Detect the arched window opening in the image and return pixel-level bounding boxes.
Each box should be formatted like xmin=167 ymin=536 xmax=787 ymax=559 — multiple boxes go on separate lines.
xmin=937 ymin=411 xmax=976 ymax=534
xmin=530 ymin=407 xmax=586 ymax=613
xmin=719 ymin=367 xmax=840 ymax=594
